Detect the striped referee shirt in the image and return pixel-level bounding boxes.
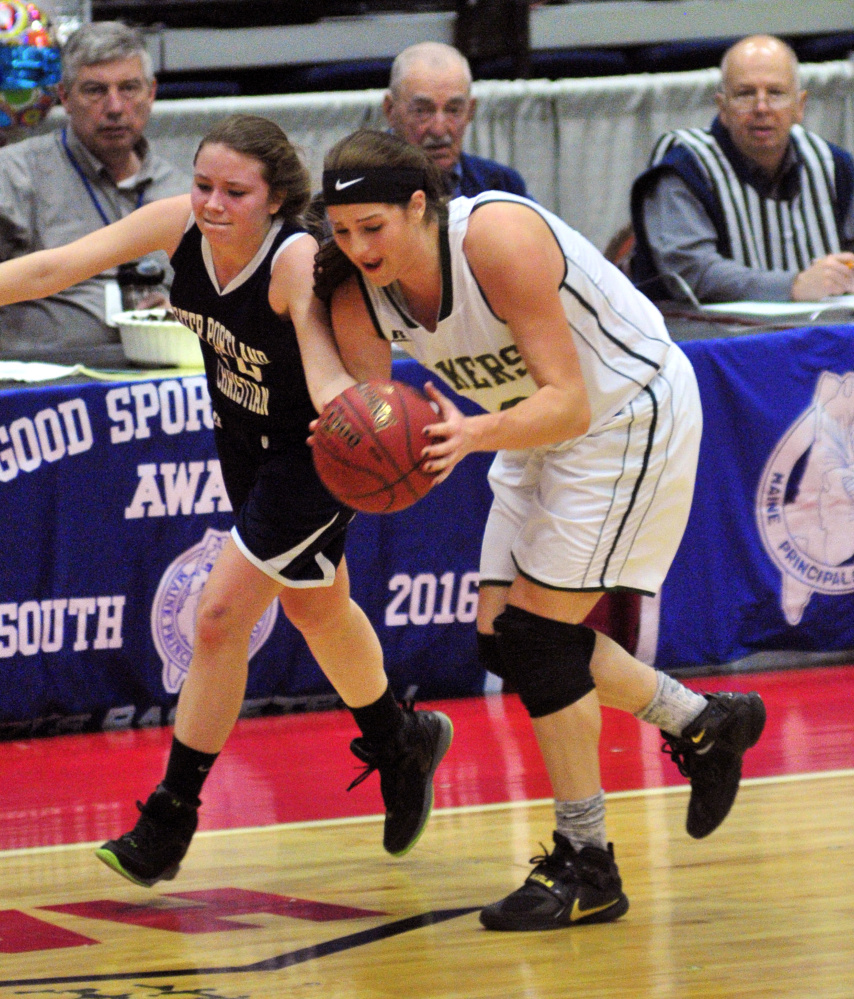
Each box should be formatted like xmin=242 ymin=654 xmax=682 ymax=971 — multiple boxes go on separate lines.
xmin=630 ymin=117 xmax=854 ymax=302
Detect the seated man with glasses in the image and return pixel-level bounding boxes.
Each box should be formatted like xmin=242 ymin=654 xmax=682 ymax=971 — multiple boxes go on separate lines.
xmin=630 ymin=35 xmax=854 ymax=304
xmin=0 ymin=21 xmax=189 ymax=363
xmin=382 ymin=41 xmax=530 ymax=199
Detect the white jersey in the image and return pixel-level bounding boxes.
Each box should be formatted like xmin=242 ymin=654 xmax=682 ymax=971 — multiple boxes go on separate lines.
xmin=357 ymin=193 xmax=673 ymax=433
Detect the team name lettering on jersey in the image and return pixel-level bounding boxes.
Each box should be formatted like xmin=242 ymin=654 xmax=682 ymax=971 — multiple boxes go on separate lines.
xmin=433 ymin=346 xmax=527 ymax=393
xmin=216 ymin=362 xmax=270 ymax=416
xmin=172 ymin=308 xmax=270 ymax=369
xmin=173 ymin=306 xmax=273 ymax=417
xmin=205 ymin=317 xmax=269 ymax=369
xmin=171 ymin=306 xmax=205 ymax=336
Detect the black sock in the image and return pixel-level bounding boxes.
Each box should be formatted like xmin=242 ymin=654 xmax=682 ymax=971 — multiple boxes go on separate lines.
xmin=162 ymin=735 xmax=218 ymax=806
xmin=350 ymin=685 xmax=405 ymax=747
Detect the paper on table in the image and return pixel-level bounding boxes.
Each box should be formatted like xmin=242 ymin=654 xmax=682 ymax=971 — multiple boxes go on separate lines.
xmin=0 ymin=360 xmax=206 ymax=385
xmin=0 ymin=361 xmax=84 ymax=383
xmin=702 ymin=294 xmax=854 ymax=317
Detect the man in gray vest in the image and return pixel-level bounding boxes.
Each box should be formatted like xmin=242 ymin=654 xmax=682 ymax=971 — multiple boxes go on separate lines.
xmin=0 ymin=21 xmax=189 ymax=364
xmin=631 ymin=35 xmax=854 ymax=303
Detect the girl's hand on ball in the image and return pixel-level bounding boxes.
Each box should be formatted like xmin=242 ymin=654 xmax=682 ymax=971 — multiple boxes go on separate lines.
xmin=420 ymin=381 xmax=471 ymax=483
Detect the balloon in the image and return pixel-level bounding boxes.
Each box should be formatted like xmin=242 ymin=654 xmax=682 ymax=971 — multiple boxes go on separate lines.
xmin=0 ymin=2 xmax=60 ymax=134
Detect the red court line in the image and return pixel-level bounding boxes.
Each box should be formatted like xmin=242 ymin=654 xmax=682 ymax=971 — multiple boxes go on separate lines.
xmin=0 ymin=666 xmax=851 ymax=852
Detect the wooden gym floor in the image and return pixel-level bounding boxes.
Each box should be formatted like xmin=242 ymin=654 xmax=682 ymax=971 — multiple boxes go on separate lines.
xmin=1 ymin=665 xmax=853 ymax=998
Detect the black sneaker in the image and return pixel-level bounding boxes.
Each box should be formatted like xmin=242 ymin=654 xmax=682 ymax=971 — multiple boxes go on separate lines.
xmin=348 ymin=706 xmax=453 ymax=856
xmin=480 ymin=832 xmax=629 ymax=931
xmin=95 ymin=785 xmax=198 ymax=887
xmin=661 ymin=691 xmax=766 ymax=839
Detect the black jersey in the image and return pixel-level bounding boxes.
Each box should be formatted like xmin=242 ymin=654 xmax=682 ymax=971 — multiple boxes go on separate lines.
xmin=169 ymin=218 xmax=316 ymax=437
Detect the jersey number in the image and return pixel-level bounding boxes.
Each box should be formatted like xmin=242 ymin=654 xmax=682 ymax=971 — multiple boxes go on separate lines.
xmin=236 ymin=358 xmax=263 ymax=382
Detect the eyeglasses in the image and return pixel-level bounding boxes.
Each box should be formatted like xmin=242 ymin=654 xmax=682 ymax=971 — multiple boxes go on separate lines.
xmin=723 ymin=89 xmax=797 ymax=110
xmin=74 ymin=80 xmax=150 ymax=106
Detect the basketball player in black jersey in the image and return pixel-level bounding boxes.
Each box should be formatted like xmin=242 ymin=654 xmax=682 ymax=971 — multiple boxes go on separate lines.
xmin=0 ymin=114 xmax=452 ymax=887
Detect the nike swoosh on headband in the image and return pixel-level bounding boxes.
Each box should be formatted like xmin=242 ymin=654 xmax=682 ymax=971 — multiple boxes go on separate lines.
xmin=335 ymin=177 xmax=364 ymax=191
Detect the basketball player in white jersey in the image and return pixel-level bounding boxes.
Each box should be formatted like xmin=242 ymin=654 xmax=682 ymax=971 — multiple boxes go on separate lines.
xmin=314 ymin=128 xmax=767 ymax=931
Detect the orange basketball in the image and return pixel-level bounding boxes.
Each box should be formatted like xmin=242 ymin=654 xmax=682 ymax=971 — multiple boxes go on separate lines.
xmin=312 ymin=380 xmax=440 ymax=513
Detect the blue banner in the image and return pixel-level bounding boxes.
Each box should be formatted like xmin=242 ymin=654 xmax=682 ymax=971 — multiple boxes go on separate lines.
xmin=0 ymin=361 xmax=493 ymax=738
xmin=655 ymin=325 xmax=854 ymax=671
xmin=6 ymin=325 xmax=851 ymax=736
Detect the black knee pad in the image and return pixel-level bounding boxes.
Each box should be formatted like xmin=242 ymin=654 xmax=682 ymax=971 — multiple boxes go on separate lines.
xmin=493 ymin=605 xmax=596 ymax=719
xmin=477 ymin=631 xmax=505 ymax=678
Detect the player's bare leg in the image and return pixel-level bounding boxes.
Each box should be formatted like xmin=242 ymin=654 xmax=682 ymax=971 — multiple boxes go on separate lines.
xmin=284 ymin=556 xmax=451 ymax=857
xmin=279 ymin=556 xmax=387 ymax=708
xmin=281 ymin=556 xmax=452 ymax=857
xmin=175 ymin=538 xmax=284 ymax=751
xmin=96 ymin=540 xmax=282 ymax=886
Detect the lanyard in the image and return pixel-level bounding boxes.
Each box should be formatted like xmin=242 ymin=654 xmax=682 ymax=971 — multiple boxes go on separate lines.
xmin=61 ymin=127 xmax=144 ymax=227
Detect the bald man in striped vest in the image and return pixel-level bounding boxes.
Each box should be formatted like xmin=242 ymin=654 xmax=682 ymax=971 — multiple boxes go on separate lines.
xmin=630 ymin=35 xmax=854 ymax=304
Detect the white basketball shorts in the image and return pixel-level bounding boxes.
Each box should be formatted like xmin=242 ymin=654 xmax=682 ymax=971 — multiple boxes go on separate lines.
xmin=479 ymin=343 xmax=702 ymax=595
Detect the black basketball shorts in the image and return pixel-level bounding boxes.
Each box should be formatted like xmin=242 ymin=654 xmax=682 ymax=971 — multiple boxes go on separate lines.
xmin=215 ymin=419 xmax=354 ymax=588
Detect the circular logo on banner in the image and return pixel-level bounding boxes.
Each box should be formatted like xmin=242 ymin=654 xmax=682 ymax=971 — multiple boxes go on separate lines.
xmin=756 ymin=370 xmax=854 ymax=626
xmin=152 ymin=528 xmax=278 ymax=693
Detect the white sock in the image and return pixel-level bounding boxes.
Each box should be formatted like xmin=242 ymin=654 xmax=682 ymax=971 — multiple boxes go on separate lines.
xmin=634 ymin=671 xmax=707 ymax=735
xmin=555 ymin=790 xmax=607 ymax=851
